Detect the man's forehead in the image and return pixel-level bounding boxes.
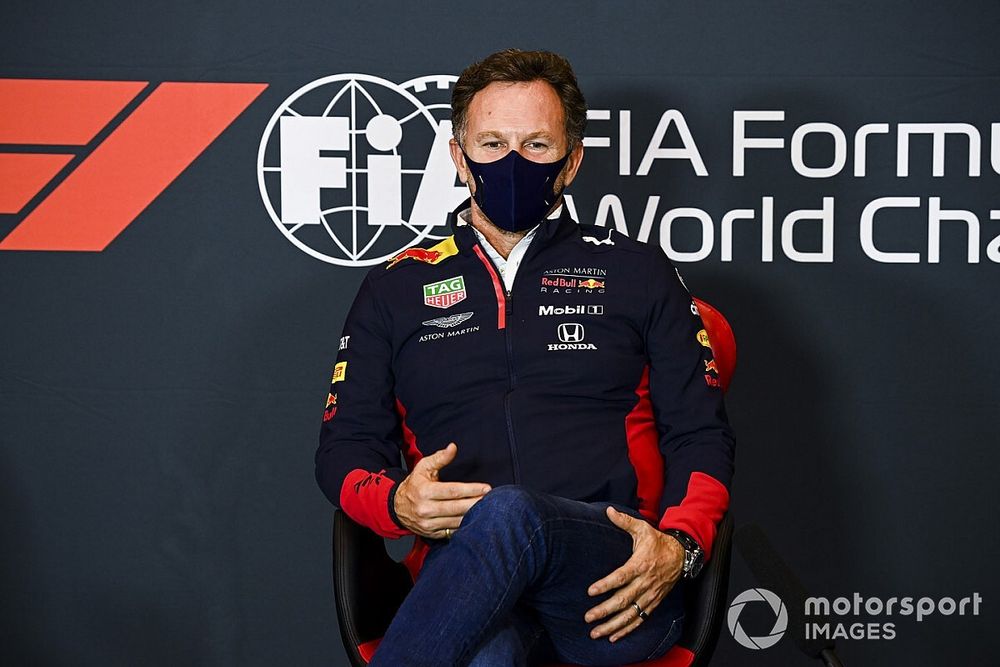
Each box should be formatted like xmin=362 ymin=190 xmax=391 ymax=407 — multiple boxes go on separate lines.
xmin=465 ymin=80 xmax=566 ymax=129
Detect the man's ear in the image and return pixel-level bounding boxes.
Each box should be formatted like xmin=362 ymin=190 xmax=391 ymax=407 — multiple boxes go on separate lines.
xmin=561 ymin=142 xmax=585 ymax=189
xmin=449 ymin=138 xmax=470 ymax=186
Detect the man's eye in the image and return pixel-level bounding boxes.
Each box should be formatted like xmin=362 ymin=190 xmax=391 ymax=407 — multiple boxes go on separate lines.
xmin=484 ymin=141 xmax=504 ymax=149
xmin=525 ymin=142 xmax=548 ymax=150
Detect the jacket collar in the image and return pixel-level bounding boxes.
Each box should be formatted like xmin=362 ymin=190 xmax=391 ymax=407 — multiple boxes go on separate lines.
xmin=447 ymin=197 xmax=575 ymax=255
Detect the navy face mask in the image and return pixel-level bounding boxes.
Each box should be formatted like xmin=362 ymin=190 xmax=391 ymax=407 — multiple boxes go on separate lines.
xmin=462 ymin=149 xmax=570 ymax=233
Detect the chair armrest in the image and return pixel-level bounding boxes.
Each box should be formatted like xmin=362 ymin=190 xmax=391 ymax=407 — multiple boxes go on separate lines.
xmin=679 ymin=512 xmax=733 ymax=667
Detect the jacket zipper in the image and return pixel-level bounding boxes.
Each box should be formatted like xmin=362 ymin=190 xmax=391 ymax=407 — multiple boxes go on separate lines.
xmin=472 ymin=245 xmax=523 ymax=483
xmin=472 ymin=227 xmax=550 ymax=485
xmin=502 ymin=286 xmax=520 ymax=483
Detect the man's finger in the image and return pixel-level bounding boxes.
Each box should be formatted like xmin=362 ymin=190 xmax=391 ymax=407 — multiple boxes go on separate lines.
xmin=417 ymin=442 xmax=458 ymax=477
xmin=588 ymin=560 xmax=637 ymax=597
xmin=424 ymin=496 xmax=487 ymax=518
xmin=588 ymin=581 xmax=645 ymax=638
xmin=408 ymin=517 xmax=463 ymax=540
xmin=609 ymin=589 xmax=664 ymax=641
xmin=421 ymin=516 xmax=463 ymax=533
xmin=424 ymin=480 xmax=492 ymax=500
xmin=608 ymin=615 xmax=644 ymax=643
xmin=585 ymin=578 xmax=642 ymax=624
xmin=605 ymin=506 xmax=639 ymax=533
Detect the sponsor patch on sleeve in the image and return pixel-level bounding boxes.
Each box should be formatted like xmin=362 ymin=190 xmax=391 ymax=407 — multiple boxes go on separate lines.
xmin=387 ymin=236 xmax=459 ymax=269
xmin=331 ymin=361 xmax=347 ymax=383
xmin=323 ymin=393 xmax=338 ymax=422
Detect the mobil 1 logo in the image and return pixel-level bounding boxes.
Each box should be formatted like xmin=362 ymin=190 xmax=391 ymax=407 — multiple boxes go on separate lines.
xmin=539 ymin=305 xmax=604 ymax=316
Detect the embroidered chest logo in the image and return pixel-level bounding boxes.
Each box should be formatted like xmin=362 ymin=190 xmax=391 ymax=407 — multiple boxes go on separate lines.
xmin=423 ymin=311 xmax=474 ymax=328
xmin=547 ymin=322 xmax=598 ymax=351
xmin=423 ymin=275 xmax=467 ymax=309
xmin=539 ymin=267 xmax=607 ymax=294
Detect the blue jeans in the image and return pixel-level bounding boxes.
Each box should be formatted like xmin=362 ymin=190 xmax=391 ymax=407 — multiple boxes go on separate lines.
xmin=369 ymin=486 xmax=686 ymax=667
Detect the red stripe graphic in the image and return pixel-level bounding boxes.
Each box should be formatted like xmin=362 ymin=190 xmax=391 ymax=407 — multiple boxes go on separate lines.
xmin=0 ymin=82 xmax=266 ymax=251
xmin=0 ymin=79 xmax=145 ymax=145
xmin=0 ymin=153 xmax=73 ymax=213
xmin=624 ymin=365 xmax=665 ymax=524
xmin=395 ymin=398 xmax=424 ymax=471
xmin=473 ymin=244 xmax=506 ymax=329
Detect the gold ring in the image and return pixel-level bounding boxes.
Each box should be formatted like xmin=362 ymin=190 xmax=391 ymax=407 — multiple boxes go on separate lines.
xmin=445 ymin=528 xmax=453 ymax=539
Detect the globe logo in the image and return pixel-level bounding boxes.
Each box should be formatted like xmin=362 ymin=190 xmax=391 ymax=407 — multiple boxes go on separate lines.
xmin=257 ymin=74 xmax=466 ymax=266
xmin=727 ymin=588 xmax=788 ymax=650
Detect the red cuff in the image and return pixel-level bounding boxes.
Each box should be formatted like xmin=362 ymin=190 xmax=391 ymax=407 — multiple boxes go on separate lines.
xmin=339 ymin=468 xmax=411 ymax=539
xmin=658 ymin=471 xmax=729 ymax=559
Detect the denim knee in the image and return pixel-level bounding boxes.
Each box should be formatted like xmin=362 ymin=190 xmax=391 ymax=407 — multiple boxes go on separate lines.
xmin=461 ymin=485 xmax=544 ymax=532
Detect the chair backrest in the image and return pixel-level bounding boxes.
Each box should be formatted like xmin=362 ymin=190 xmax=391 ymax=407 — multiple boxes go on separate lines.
xmin=692 ymin=297 xmax=736 ymax=392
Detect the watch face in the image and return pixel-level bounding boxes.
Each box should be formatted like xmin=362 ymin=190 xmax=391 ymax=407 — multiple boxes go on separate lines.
xmin=683 ymin=545 xmax=705 ymax=578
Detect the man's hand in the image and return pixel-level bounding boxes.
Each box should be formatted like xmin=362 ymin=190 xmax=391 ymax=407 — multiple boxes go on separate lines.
xmin=393 ymin=443 xmax=491 ymax=539
xmin=584 ymin=507 xmax=686 ymax=642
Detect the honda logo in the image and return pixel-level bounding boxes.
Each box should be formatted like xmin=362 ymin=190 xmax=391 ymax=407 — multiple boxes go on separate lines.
xmin=557 ymin=323 xmax=585 ymax=343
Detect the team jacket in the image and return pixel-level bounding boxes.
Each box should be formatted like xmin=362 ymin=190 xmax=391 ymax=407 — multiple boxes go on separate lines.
xmin=315 ymin=201 xmax=735 ymax=558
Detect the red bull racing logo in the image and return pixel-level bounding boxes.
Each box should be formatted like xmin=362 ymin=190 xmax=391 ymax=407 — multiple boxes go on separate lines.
xmin=539 ymin=267 xmax=608 ymax=294
xmin=388 ymin=247 xmax=442 ymax=268
xmin=540 ymin=276 xmax=607 ymax=289
xmin=323 ymin=393 xmax=338 ymax=422
xmin=386 ymin=236 xmax=459 ymax=269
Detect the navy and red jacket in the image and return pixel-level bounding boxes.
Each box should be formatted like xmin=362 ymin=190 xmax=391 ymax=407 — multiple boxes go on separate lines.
xmin=315 ymin=202 xmax=735 ymax=558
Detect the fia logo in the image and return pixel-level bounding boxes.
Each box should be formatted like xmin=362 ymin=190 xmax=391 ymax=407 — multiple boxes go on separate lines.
xmin=258 ymin=74 xmax=469 ymax=267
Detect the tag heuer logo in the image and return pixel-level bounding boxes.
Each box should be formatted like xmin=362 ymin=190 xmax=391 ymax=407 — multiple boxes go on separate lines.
xmin=423 ymin=275 xmax=467 ymax=309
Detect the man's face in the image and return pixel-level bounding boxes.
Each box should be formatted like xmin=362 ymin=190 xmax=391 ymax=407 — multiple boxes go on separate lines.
xmin=449 ymin=79 xmax=584 ymax=201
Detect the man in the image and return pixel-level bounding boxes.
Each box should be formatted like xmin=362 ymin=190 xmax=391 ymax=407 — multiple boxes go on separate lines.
xmin=315 ymin=49 xmax=734 ymax=666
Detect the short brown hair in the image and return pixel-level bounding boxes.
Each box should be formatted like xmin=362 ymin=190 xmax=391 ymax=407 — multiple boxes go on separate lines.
xmin=451 ymin=49 xmax=587 ymax=149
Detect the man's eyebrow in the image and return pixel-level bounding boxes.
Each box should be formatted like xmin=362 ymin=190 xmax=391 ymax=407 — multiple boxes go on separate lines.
xmin=471 ymin=130 xmax=557 ymax=142
xmin=522 ymin=131 xmax=555 ymax=141
xmin=473 ymin=131 xmax=504 ymax=141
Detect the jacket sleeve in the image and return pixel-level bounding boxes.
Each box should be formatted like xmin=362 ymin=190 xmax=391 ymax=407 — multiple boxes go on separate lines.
xmin=315 ymin=272 xmax=411 ymax=539
xmin=644 ymin=249 xmax=735 ymax=560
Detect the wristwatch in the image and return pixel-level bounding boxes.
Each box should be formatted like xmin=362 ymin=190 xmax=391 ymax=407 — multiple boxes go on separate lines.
xmin=663 ymin=529 xmax=705 ymax=579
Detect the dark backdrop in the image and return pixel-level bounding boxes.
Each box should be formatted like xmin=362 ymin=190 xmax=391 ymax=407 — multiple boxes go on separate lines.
xmin=2 ymin=2 xmax=997 ymax=665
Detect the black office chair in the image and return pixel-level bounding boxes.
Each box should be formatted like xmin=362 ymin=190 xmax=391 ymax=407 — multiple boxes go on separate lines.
xmin=332 ymin=298 xmax=736 ymax=667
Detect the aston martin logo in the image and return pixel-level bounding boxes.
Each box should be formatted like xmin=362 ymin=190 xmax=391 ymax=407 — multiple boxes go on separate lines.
xmin=422 ymin=311 xmax=474 ymax=328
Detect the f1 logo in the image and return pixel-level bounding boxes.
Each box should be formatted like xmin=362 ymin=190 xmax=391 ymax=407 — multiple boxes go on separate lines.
xmin=0 ymin=79 xmax=266 ymax=251
xmin=557 ymin=322 xmax=585 ymax=343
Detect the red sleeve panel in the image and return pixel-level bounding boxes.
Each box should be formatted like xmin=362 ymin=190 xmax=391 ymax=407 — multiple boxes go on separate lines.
xmin=658 ymin=471 xmax=730 ymax=560
xmin=339 ymin=468 xmax=411 ymax=539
